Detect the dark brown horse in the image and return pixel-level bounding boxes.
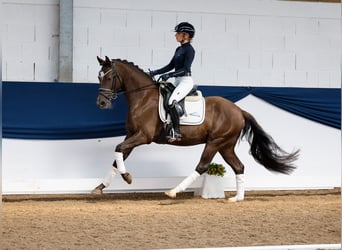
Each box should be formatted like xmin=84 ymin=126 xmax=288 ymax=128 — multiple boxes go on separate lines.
xmin=92 ymin=56 xmax=299 ymax=201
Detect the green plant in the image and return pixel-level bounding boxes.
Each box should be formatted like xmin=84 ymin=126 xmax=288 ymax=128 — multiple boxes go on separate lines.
xmin=207 ymin=163 xmax=226 ymax=177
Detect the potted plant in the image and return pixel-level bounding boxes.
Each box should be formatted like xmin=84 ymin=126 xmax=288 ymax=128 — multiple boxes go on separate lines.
xmin=201 ymin=163 xmax=226 ymax=199
xmin=207 ymin=163 xmax=226 ymax=177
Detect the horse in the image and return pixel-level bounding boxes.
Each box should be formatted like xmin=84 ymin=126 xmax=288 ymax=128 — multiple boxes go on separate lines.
xmin=92 ymin=56 xmax=299 ymax=201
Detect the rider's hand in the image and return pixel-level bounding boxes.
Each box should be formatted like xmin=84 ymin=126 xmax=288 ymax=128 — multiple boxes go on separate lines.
xmin=161 ymin=73 xmax=170 ymax=81
xmin=149 ymin=70 xmax=157 ymax=77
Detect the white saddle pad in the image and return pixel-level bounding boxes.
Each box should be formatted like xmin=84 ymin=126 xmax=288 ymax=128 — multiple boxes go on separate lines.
xmin=158 ymin=90 xmax=206 ymax=125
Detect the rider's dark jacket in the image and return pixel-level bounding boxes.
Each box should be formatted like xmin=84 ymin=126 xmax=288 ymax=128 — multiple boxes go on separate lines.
xmin=154 ymin=42 xmax=195 ymax=77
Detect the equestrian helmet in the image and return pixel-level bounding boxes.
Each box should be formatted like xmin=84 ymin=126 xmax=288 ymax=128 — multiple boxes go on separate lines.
xmin=174 ymin=22 xmax=195 ymax=38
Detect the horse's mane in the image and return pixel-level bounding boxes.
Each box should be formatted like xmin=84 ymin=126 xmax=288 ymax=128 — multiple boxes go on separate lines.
xmin=112 ymin=58 xmax=151 ymax=78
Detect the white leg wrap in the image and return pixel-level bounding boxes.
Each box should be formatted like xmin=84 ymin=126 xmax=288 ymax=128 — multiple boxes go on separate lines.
xmin=114 ymin=152 xmax=126 ymax=174
xmin=102 ymin=167 xmax=120 ymax=187
xmin=172 ymin=171 xmax=200 ymax=194
xmin=229 ymin=174 xmax=245 ymax=202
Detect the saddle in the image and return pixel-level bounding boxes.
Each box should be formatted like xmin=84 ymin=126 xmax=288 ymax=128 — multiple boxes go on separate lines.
xmin=158 ymin=81 xmax=205 ymax=126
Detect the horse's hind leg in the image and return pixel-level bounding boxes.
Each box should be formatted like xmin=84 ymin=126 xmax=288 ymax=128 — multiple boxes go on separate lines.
xmin=165 ymin=143 xmax=218 ymax=198
xmin=219 ymin=147 xmax=245 ymax=202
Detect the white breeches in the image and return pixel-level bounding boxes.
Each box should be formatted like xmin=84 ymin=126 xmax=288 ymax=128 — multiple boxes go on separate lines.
xmin=168 ymin=76 xmax=195 ymax=105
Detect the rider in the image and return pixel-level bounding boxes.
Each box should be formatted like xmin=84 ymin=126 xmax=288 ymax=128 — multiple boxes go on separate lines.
xmin=150 ymin=22 xmax=196 ymax=142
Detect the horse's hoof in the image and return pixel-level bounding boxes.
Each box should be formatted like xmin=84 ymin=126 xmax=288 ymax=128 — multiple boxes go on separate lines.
xmin=228 ymin=196 xmax=244 ymax=202
xmin=165 ymin=189 xmax=176 ymax=198
xmin=121 ymin=172 xmax=132 ymax=184
xmin=91 ymin=187 xmax=103 ymax=195
xmin=91 ymin=183 xmax=105 ymax=195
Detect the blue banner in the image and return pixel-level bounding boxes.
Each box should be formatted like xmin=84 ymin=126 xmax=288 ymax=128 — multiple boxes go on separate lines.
xmin=3 ymin=82 xmax=340 ymax=139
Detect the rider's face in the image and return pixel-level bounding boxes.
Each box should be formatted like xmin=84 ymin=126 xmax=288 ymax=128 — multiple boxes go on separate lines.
xmin=175 ymin=32 xmax=188 ymax=43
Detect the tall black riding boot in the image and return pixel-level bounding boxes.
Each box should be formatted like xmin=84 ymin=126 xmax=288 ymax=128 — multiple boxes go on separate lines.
xmin=167 ymin=102 xmax=182 ymax=142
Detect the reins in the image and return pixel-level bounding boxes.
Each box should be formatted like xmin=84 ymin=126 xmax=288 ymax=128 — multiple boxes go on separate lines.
xmin=116 ymin=82 xmax=157 ymax=96
xmin=98 ymin=60 xmax=157 ymax=101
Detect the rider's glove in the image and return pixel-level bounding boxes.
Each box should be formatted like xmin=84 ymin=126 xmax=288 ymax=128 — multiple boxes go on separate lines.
xmin=149 ymin=70 xmax=157 ymax=77
xmin=161 ymin=73 xmax=170 ymax=81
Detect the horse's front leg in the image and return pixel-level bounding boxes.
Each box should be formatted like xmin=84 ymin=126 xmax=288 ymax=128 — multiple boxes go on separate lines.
xmin=91 ymin=132 xmax=149 ymax=195
xmin=91 ymin=147 xmax=133 ymax=195
xmin=112 ymin=145 xmax=133 ymax=184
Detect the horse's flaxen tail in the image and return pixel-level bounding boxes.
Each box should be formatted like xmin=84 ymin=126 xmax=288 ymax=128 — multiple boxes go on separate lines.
xmin=241 ymin=110 xmax=299 ymax=174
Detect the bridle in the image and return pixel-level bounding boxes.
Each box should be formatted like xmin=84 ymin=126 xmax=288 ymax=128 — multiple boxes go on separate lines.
xmin=98 ymin=61 xmax=121 ymax=101
xmin=98 ymin=60 xmax=157 ymax=102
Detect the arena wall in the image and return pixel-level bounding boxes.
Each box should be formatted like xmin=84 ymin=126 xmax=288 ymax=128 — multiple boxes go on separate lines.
xmin=3 ymin=94 xmax=341 ymax=194
xmin=2 ymin=0 xmax=341 ymax=194
xmin=2 ymin=0 xmax=340 ymax=87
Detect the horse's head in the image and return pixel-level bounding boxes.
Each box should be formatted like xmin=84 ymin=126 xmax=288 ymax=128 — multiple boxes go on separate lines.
xmin=96 ymin=56 xmax=120 ymax=109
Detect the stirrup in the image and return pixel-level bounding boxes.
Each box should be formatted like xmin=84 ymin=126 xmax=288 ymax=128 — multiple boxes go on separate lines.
xmin=166 ymin=128 xmax=182 ymax=142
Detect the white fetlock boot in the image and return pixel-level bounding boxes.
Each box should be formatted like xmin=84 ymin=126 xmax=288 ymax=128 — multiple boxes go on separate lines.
xmin=114 ymin=152 xmax=126 ymax=173
xmin=91 ymin=167 xmax=120 ymax=195
xmin=103 ymin=167 xmax=120 ymax=187
xmin=228 ymin=174 xmax=245 ymax=202
xmin=165 ymin=171 xmax=200 ymax=198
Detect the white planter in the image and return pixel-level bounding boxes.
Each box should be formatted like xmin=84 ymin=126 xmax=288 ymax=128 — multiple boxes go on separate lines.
xmin=200 ymin=174 xmax=225 ymax=199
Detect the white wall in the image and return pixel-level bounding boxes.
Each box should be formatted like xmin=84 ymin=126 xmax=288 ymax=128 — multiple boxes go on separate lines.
xmin=3 ymin=96 xmax=340 ymax=194
xmin=2 ymin=0 xmax=341 ymax=86
xmin=73 ymin=0 xmax=341 ymax=87
xmin=2 ymin=0 xmax=59 ymax=81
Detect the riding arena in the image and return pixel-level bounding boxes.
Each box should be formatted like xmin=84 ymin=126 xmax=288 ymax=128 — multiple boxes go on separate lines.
xmin=2 ymin=1 xmax=341 ymax=249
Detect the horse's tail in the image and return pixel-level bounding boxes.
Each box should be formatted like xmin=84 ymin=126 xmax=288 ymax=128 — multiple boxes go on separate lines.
xmin=241 ymin=110 xmax=299 ymax=174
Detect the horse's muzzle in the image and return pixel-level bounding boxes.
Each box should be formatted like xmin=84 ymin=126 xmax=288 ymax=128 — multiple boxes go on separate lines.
xmin=97 ymin=96 xmax=112 ymax=109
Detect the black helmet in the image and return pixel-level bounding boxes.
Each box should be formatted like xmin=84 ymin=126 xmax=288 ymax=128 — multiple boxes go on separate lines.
xmin=174 ymin=22 xmax=195 ymax=38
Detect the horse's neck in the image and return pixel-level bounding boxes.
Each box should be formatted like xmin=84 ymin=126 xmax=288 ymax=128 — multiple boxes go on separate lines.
xmin=124 ymin=79 xmax=158 ymax=108
xmin=118 ymin=64 xmax=157 ymax=108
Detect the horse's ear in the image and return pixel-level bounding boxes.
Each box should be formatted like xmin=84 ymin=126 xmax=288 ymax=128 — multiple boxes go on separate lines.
xmin=105 ymin=56 xmax=111 ymax=64
xmin=97 ymin=56 xmax=105 ymax=65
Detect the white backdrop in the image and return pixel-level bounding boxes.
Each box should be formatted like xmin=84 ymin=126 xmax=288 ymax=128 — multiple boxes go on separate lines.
xmin=3 ymin=95 xmax=340 ymax=194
